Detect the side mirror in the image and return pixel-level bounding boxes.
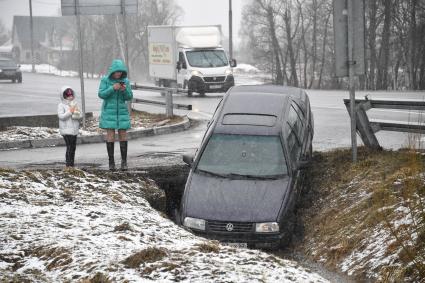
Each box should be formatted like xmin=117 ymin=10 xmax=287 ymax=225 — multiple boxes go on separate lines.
xmin=230 ymin=59 xmax=237 ymax=68
xmin=183 ymin=154 xmax=194 ymax=167
xmin=176 ymin=62 xmax=181 ymax=71
xmin=182 ymin=61 xmax=187 ymax=69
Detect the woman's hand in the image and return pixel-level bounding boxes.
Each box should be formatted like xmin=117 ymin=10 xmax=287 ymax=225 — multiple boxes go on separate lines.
xmin=69 ymin=106 xmax=76 ymax=113
xmin=120 ymin=83 xmax=126 ymax=91
xmin=113 ymin=83 xmax=121 ymax=90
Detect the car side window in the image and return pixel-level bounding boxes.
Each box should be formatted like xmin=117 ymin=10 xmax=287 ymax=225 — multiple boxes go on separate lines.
xmin=179 ymin=52 xmax=186 ymax=66
xmin=286 ymin=105 xmax=302 ymax=164
xmin=288 ymin=104 xmax=303 ymax=142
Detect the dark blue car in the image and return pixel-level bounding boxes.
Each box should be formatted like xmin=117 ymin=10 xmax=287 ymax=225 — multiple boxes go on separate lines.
xmin=180 ymin=85 xmax=314 ymax=249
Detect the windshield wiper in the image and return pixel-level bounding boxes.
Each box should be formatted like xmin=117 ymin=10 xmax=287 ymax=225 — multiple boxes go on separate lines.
xmin=227 ymin=173 xmax=284 ymax=180
xmin=197 ymin=169 xmax=227 ymax=178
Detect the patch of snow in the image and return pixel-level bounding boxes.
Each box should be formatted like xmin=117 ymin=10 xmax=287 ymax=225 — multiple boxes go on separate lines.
xmin=0 ymin=169 xmax=329 ymax=282
xmin=234 ymin=63 xmax=260 ymax=74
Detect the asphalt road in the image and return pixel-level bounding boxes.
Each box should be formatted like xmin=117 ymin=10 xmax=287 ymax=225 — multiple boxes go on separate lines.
xmin=0 ymin=72 xmax=424 ymax=169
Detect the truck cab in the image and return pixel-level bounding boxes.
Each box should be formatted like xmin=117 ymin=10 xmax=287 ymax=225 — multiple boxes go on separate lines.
xmin=148 ymin=25 xmax=236 ymax=96
xmin=176 ymin=48 xmax=236 ymax=96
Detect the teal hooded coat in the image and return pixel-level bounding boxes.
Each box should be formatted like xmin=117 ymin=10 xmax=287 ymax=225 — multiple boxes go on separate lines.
xmin=98 ymin=60 xmax=133 ymax=129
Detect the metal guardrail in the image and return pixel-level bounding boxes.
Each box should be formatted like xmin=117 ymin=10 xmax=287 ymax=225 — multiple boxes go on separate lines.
xmin=344 ymin=98 xmax=425 ymax=149
xmin=131 ymin=83 xmax=191 ymax=117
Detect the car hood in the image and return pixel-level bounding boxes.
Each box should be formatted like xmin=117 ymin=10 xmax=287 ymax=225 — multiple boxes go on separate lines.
xmin=184 ymin=172 xmax=290 ymax=222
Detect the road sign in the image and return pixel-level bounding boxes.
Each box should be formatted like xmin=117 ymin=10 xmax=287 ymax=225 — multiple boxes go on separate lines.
xmin=61 ymin=0 xmax=137 ymax=16
xmin=333 ymin=0 xmax=365 ymax=77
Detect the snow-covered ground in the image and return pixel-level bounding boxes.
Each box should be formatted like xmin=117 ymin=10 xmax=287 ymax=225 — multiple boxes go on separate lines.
xmin=0 ymin=114 xmax=181 ymax=143
xmin=0 ymin=169 xmax=329 ymax=282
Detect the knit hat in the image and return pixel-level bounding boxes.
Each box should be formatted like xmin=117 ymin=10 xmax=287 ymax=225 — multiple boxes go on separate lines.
xmin=63 ymin=88 xmax=74 ymax=99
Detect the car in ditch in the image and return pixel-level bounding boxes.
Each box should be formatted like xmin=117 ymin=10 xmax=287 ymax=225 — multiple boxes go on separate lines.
xmin=0 ymin=57 xmax=22 ymax=83
xmin=180 ymin=85 xmax=314 ymax=249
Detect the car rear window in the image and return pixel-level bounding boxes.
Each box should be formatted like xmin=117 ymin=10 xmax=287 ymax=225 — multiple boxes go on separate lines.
xmin=222 ymin=114 xmax=277 ymax=126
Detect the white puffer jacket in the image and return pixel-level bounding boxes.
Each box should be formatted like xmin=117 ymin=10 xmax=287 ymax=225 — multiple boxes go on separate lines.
xmin=58 ymin=86 xmax=80 ymax=136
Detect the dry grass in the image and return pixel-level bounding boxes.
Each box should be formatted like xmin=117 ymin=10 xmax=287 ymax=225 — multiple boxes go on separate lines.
xmin=79 ymin=272 xmax=113 ymax=283
xmin=298 ymin=147 xmax=425 ymax=281
xmin=195 ymin=241 xmax=221 ymax=253
xmin=26 ymin=245 xmax=73 ymax=271
xmin=113 ymin=222 xmax=133 ymax=232
xmin=122 ymin=247 xmax=168 ymax=269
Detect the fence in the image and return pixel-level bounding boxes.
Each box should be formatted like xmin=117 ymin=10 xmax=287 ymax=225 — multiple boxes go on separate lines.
xmin=131 ymin=84 xmax=191 ymax=118
xmin=343 ymin=98 xmax=425 ymax=149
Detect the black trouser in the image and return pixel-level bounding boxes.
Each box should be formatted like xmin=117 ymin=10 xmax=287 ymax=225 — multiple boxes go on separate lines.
xmin=63 ymin=135 xmax=77 ymax=167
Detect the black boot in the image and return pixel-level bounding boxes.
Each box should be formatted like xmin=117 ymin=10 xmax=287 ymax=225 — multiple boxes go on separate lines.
xmin=106 ymin=142 xmax=115 ymax=171
xmin=120 ymin=141 xmax=128 ymax=171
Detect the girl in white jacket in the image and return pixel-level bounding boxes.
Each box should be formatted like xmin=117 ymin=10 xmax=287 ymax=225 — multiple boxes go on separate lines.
xmin=58 ymin=86 xmax=80 ymax=168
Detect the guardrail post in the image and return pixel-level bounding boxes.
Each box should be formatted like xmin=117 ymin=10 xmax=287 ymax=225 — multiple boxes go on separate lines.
xmin=165 ymin=88 xmax=173 ymax=118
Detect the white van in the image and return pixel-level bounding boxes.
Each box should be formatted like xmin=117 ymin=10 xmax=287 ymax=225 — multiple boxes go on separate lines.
xmin=148 ymin=25 xmax=236 ymax=96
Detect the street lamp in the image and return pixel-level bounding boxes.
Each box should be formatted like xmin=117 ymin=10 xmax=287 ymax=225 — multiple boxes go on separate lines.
xmin=229 ymin=0 xmax=233 ymax=59
xmin=29 ymin=0 xmax=35 ymax=72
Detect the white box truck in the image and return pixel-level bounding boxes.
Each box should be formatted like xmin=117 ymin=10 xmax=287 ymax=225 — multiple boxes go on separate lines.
xmin=148 ymin=25 xmax=236 ymax=96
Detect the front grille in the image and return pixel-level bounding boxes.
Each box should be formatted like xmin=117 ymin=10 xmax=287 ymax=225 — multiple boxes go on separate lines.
xmin=207 ymin=220 xmax=254 ymax=232
xmin=204 ymin=76 xmax=226 ymax=83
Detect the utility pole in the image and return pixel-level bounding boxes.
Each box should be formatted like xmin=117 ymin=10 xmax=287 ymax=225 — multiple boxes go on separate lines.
xmin=29 ymin=0 xmax=35 ymax=72
xmin=347 ymin=0 xmax=357 ymax=162
xmin=121 ymin=0 xmax=130 ymax=78
xmin=229 ymin=0 xmax=233 ymax=59
xmin=75 ymin=0 xmax=86 ymax=129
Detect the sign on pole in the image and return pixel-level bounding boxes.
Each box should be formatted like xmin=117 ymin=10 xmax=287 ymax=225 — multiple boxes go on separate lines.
xmin=60 ymin=0 xmax=138 ymax=128
xmin=333 ymin=0 xmax=365 ymax=77
xmin=61 ymin=0 xmax=137 ymax=15
xmin=333 ymin=0 xmax=365 ymax=162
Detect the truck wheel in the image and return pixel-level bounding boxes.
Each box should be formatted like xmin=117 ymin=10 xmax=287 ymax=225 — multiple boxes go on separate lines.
xmin=18 ymin=76 xmax=22 ymax=83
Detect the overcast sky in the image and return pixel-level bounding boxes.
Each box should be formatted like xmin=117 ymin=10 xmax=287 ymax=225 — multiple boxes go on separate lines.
xmin=0 ymin=0 xmax=244 ymax=43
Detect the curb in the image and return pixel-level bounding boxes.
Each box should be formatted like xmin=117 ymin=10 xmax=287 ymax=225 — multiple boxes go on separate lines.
xmin=0 ymin=116 xmax=191 ymax=151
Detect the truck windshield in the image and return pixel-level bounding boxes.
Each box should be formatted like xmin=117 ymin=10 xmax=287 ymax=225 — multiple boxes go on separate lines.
xmin=186 ymin=50 xmax=228 ymax=68
xmin=196 ymin=134 xmax=288 ymax=178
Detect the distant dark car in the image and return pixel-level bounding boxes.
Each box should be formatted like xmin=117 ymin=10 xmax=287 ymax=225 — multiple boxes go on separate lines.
xmin=0 ymin=57 xmax=22 ymax=83
xmin=180 ymin=85 xmax=314 ymax=249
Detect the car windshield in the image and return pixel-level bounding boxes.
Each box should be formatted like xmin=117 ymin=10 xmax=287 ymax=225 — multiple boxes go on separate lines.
xmin=196 ymin=134 xmax=288 ymax=178
xmin=0 ymin=60 xmax=17 ymax=68
xmin=186 ymin=50 xmax=228 ymax=68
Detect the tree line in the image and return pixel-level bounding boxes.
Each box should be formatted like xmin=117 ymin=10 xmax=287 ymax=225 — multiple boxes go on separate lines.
xmin=240 ymin=0 xmax=425 ymax=90
xmin=79 ymin=0 xmax=181 ymax=81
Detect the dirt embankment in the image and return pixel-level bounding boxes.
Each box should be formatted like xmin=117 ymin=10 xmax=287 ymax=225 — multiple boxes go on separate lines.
xmin=295 ymin=148 xmax=425 ymax=282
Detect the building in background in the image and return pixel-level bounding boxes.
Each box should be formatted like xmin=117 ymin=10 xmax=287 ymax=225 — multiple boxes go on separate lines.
xmin=11 ymin=16 xmax=77 ymax=69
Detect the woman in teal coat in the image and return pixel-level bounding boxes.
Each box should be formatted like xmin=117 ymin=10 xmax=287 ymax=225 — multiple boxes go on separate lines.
xmin=98 ymin=59 xmax=133 ymax=171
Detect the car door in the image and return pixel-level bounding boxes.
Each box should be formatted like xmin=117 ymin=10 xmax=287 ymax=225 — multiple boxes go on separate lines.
xmin=177 ymin=51 xmax=187 ymax=88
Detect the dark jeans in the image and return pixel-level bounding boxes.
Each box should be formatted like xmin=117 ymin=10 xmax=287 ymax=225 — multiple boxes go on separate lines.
xmin=63 ymin=135 xmax=77 ymax=167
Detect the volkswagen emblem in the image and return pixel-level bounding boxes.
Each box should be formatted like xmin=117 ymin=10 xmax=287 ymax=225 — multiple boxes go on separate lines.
xmin=226 ymin=223 xmax=234 ymax=232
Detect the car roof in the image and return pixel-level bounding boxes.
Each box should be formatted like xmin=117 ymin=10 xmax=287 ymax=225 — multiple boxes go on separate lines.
xmin=214 ymin=85 xmax=306 ymax=136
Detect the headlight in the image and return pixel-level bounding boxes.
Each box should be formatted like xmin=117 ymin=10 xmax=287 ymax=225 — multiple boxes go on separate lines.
xmin=0 ymin=69 xmax=2 ymax=72
xmin=255 ymin=222 xmax=279 ymax=233
xmin=225 ymin=68 xmax=232 ymax=75
xmin=191 ymin=70 xmax=203 ymax=77
xmin=183 ymin=217 xmax=206 ymax=231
